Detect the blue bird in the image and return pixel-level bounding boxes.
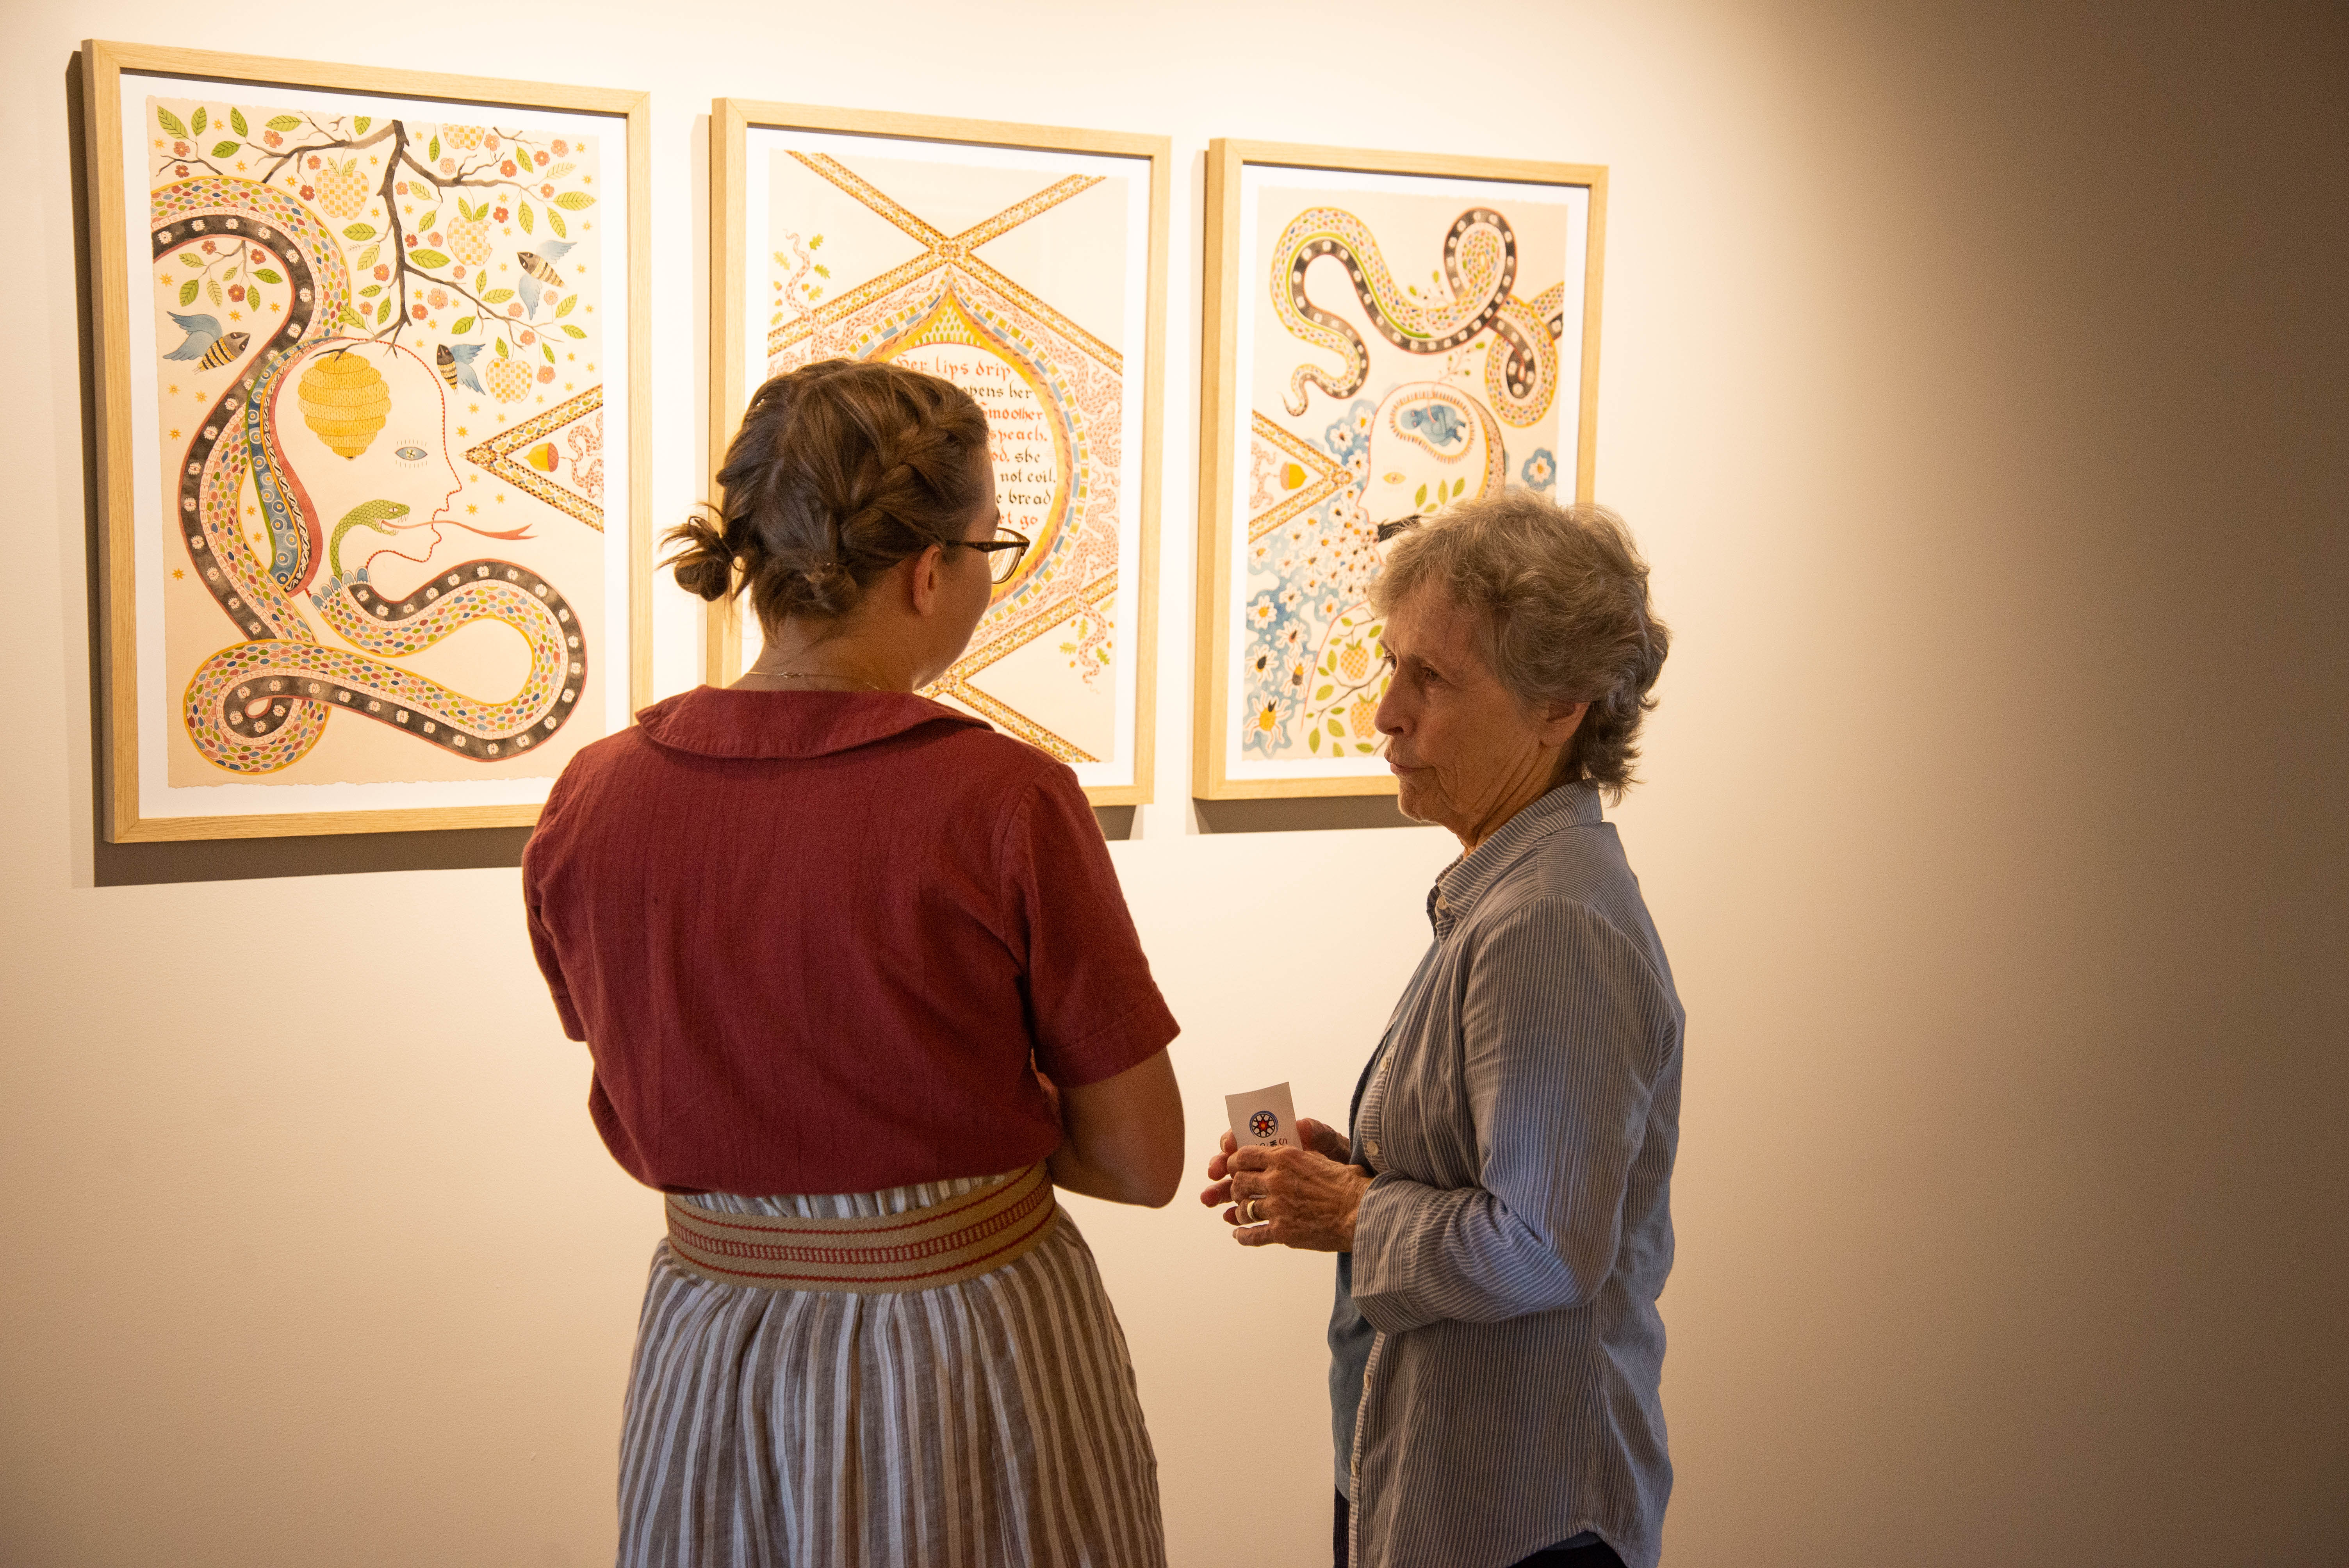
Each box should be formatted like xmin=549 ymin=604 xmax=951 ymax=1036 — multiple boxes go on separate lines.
xmin=162 ymin=310 xmax=250 ymax=370
xmin=1398 ymin=402 xmax=1466 ymax=448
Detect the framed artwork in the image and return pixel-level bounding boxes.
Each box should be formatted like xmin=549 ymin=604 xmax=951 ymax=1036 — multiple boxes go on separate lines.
xmin=1193 ymin=140 xmax=1606 ymax=799
xmin=708 ymin=100 xmax=1169 ymax=805
xmin=81 ymin=41 xmax=650 ymax=841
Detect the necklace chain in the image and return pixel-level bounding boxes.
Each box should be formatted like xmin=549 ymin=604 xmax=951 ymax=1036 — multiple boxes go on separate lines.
xmin=749 ymin=667 xmax=887 ymax=693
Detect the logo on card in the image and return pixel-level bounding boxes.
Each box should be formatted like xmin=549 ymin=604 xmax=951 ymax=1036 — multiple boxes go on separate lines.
xmin=1250 ymin=1111 xmax=1280 ymax=1140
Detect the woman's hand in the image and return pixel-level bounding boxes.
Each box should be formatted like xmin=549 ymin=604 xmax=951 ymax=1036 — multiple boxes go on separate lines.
xmin=1198 ymin=1118 xmax=1371 ymax=1252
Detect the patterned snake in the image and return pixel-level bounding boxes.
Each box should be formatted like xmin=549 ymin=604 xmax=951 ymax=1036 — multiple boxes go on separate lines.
xmin=1271 ymin=205 xmax=1567 ymax=428
xmin=152 ymin=176 xmax=584 ymax=775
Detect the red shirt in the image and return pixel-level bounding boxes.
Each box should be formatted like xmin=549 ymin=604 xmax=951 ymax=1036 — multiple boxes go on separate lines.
xmin=521 ymin=686 xmax=1179 ymax=1195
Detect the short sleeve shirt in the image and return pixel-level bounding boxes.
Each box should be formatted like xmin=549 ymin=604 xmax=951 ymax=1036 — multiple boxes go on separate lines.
xmin=521 ymin=686 xmax=1179 ymax=1196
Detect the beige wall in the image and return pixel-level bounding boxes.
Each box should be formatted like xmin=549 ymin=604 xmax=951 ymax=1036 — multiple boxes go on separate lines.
xmin=4 ymin=2 xmax=2344 ymax=1563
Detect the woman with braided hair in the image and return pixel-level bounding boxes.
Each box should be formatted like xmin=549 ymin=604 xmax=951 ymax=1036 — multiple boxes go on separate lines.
xmin=523 ymin=358 xmax=1182 ymax=1566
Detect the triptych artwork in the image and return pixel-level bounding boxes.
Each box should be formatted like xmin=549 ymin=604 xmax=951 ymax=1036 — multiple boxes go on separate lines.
xmin=79 ymin=43 xmax=1603 ymax=837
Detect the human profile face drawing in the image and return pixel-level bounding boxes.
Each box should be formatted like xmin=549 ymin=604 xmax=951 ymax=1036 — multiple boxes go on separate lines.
xmin=271 ymin=338 xmax=526 ymax=593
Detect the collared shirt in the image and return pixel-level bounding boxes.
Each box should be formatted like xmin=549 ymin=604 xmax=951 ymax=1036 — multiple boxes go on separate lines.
xmin=1329 ymin=782 xmax=1684 ymax=1568
xmin=521 ymin=686 xmax=1178 ymax=1196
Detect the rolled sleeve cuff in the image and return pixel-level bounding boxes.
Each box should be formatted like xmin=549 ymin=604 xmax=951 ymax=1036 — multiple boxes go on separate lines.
xmin=1037 ymin=993 xmax=1180 ymax=1089
xmin=1349 ymin=1172 xmax=1444 ymax=1335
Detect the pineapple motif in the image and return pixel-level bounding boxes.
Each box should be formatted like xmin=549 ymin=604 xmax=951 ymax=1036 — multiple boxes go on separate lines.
xmin=1340 ymin=640 xmax=1371 ymax=681
xmin=449 ymin=198 xmax=492 ymax=266
xmin=317 ymin=156 xmax=370 ymax=219
xmin=1349 ymin=697 xmax=1380 ymax=743
xmin=486 ymin=353 xmax=532 ymax=403
xmin=442 ymin=124 xmax=487 ymax=151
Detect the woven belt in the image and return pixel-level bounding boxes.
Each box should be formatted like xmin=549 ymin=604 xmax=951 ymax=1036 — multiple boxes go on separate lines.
xmin=663 ymin=1164 xmax=1059 ymax=1294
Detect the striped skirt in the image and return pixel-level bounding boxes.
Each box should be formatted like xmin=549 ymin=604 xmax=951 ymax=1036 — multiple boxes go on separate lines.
xmin=618 ymin=1172 xmax=1166 ymax=1568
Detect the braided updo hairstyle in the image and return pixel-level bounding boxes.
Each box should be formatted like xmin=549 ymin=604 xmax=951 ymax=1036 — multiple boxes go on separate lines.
xmin=665 ymin=358 xmax=992 ymax=631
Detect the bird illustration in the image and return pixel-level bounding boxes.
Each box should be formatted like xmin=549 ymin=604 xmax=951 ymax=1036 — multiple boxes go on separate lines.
xmin=162 ymin=311 xmax=250 ymax=371
xmin=515 ymin=240 xmax=576 ymax=318
xmin=436 ymin=341 xmax=488 ymax=394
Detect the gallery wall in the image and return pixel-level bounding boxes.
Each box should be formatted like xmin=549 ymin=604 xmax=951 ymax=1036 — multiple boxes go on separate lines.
xmin=4 ymin=1 xmax=2345 ymax=1565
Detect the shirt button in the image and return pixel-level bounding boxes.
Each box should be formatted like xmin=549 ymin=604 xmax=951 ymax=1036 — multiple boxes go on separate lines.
xmin=1364 ymin=1139 xmax=1379 ymax=1161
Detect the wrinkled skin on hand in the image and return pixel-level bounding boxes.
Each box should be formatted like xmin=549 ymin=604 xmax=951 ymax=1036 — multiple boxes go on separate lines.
xmin=1199 ymin=1117 xmax=1372 ymax=1252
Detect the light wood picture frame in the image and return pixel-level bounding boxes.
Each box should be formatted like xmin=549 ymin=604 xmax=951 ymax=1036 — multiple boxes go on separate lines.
xmin=707 ymin=100 xmax=1170 ymax=806
xmin=81 ymin=40 xmax=652 ymax=841
xmin=1194 ymin=139 xmax=1607 ymax=800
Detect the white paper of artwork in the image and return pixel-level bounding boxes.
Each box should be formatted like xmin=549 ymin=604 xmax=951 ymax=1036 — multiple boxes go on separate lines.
xmin=118 ymin=69 xmax=633 ymax=827
xmin=735 ymin=126 xmax=1155 ymax=795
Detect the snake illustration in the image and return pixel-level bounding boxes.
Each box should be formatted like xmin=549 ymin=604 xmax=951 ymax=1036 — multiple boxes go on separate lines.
xmin=1271 ymin=205 xmax=1568 ymax=428
xmin=152 ymin=176 xmax=585 ymax=775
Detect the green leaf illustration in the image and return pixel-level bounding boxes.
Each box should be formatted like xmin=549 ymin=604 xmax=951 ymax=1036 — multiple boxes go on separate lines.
xmin=517 ymin=201 xmax=534 ymax=234
xmin=253 ymin=268 xmax=283 ymax=284
xmin=352 ymin=116 xmax=371 ymax=134
xmin=265 ymin=115 xmax=300 ymax=132
xmin=451 ymin=315 xmax=476 ymax=334
xmin=418 ymin=210 xmax=438 ymax=233
xmin=1415 ymin=483 xmax=1428 ymax=507
xmin=479 ymin=288 xmax=515 ymax=304
xmin=230 ymin=108 xmax=248 ymax=137
xmin=178 ymin=251 xmax=200 ymax=266
xmin=375 ymin=296 xmax=391 ymax=323
xmin=223 ymin=265 xmax=239 ymax=281
xmin=428 ymin=136 xmax=440 ymax=162
xmin=342 ymin=223 xmax=374 ymax=241
xmin=339 ymin=304 xmax=367 ymax=328
xmin=157 ymin=106 xmax=189 ymax=138
xmin=494 ymin=338 xmax=509 ymax=359
xmin=808 ymin=234 xmax=823 ymax=249
xmin=545 ymin=208 xmax=567 ymax=238
xmin=560 ymin=324 xmax=586 ymax=339
xmin=1309 ymin=731 xmax=1322 ymax=753
xmin=210 ymin=141 xmax=239 ymax=159
xmin=814 ymin=263 xmax=831 ymax=278
xmin=547 ymin=162 xmax=574 ymax=179
xmin=409 ymin=249 xmax=451 ymax=269
xmin=359 ymin=285 xmax=382 ymax=298
xmin=1330 ymin=720 xmax=1345 ymax=736
xmin=1316 ymin=684 xmax=1334 ymax=700
xmin=553 ymin=191 xmax=595 ymax=211
xmin=353 ymin=244 xmax=379 ymax=269
xmin=554 ymin=294 xmax=576 ymax=318
xmin=178 ymin=279 xmax=199 ymax=306
xmin=206 ymin=278 xmax=222 ymax=307
xmin=189 ymin=107 xmax=207 ymax=135
xmin=541 ymin=342 xmax=556 ymax=364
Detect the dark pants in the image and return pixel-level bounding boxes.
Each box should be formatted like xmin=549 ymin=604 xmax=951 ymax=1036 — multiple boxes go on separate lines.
xmin=1335 ymin=1489 xmax=1627 ymax=1568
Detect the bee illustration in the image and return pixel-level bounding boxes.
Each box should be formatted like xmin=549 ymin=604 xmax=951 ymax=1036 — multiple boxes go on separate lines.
xmin=436 ymin=341 xmax=487 ymax=394
xmin=516 ymin=251 xmax=565 ymax=289
xmin=162 ymin=311 xmax=251 ymax=371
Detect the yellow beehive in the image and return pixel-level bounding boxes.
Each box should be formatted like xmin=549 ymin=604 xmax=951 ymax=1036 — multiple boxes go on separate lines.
xmin=297 ymin=350 xmax=390 ymax=459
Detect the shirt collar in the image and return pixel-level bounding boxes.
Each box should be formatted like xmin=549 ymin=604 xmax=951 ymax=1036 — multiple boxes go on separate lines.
xmin=1427 ymin=781 xmax=1602 ymax=935
xmin=634 ymin=684 xmax=989 ymax=760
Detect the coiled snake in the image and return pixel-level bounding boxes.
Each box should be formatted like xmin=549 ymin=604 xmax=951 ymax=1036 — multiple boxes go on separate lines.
xmin=1271 ymin=205 xmax=1567 ymax=428
xmin=153 ymin=176 xmax=584 ymax=775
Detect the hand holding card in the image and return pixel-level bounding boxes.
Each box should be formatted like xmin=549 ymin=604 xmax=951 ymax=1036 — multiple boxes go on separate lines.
xmin=1224 ymin=1081 xmax=1301 ymax=1151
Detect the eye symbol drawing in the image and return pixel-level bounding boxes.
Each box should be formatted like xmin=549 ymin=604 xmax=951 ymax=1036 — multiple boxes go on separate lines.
xmin=394 ymin=444 xmax=427 ymax=462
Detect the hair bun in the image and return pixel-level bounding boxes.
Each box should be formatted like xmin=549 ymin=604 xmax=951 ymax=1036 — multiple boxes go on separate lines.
xmin=663 ymin=514 xmax=736 ymax=602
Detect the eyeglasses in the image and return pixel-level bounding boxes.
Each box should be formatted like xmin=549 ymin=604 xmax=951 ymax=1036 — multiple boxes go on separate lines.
xmin=1374 ymin=514 xmax=1423 ymax=543
xmin=955 ymin=525 xmax=1032 ymax=585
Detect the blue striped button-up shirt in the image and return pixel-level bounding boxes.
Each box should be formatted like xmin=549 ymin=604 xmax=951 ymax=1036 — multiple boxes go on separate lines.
xmin=1330 ymin=782 xmax=1684 ymax=1568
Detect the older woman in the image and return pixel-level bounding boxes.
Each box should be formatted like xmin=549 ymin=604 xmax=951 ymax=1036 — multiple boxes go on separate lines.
xmin=1203 ymin=494 xmax=1681 ymax=1568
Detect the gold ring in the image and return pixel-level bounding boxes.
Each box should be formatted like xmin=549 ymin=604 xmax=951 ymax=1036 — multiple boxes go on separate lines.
xmin=1243 ymin=1198 xmax=1264 ymax=1224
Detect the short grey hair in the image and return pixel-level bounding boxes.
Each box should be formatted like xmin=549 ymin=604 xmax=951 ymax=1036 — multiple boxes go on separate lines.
xmin=1370 ymin=493 xmax=1669 ymax=799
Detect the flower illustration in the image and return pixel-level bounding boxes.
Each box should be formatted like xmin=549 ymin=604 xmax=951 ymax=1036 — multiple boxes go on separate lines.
xmin=1520 ymin=448 xmax=1557 ymax=490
